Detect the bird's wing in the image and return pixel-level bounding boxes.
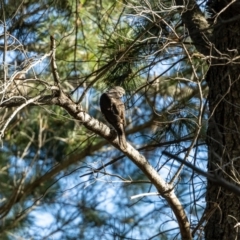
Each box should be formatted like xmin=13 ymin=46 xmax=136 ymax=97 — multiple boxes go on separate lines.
xmin=111 ymin=98 xmax=125 ymax=125
xmin=100 ymin=93 xmax=111 ymax=113
xmin=100 ymin=93 xmax=125 ymax=126
xmin=100 ymin=93 xmax=119 ymax=124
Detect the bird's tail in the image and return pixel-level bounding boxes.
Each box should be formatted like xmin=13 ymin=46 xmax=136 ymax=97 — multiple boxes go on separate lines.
xmin=119 ymin=134 xmax=127 ymax=149
xmin=118 ymin=125 xmax=127 ymax=149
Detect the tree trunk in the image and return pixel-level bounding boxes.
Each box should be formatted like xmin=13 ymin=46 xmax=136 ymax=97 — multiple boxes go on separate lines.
xmin=205 ymin=3 xmax=240 ymax=239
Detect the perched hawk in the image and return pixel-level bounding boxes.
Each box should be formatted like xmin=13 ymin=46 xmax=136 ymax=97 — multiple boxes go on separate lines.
xmin=100 ymin=86 xmax=127 ymax=149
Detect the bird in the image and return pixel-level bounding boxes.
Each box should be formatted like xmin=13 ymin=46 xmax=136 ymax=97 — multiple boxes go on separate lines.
xmin=100 ymin=86 xmax=127 ymax=149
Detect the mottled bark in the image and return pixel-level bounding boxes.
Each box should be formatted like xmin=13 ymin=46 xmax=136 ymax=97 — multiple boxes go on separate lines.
xmin=175 ymin=0 xmax=212 ymax=55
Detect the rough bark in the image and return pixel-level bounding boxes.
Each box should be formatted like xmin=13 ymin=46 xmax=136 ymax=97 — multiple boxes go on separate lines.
xmin=176 ymin=0 xmax=240 ymax=238
xmin=176 ymin=0 xmax=212 ymax=55
xmin=203 ymin=2 xmax=240 ymax=239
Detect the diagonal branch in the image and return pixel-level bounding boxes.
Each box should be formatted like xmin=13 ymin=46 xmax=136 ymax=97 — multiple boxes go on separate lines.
xmin=0 ymin=91 xmax=192 ymax=239
xmin=52 ymin=92 xmax=192 ymax=240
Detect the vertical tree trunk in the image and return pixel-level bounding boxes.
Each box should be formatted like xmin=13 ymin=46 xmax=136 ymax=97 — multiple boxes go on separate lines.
xmin=205 ymin=3 xmax=240 ymax=239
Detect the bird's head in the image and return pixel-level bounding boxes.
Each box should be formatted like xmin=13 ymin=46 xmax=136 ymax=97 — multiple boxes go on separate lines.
xmin=107 ymin=86 xmax=125 ymax=98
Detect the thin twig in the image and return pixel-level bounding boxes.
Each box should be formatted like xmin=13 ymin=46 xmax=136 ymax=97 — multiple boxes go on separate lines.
xmin=50 ymin=36 xmax=61 ymax=87
xmin=163 ymin=151 xmax=240 ymax=196
xmin=0 ymin=95 xmax=41 ymax=139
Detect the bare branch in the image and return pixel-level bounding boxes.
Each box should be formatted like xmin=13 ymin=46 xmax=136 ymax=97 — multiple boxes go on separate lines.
xmin=52 ymin=92 xmax=192 ymax=240
xmin=0 ymin=95 xmax=41 ymax=139
xmin=0 ymin=90 xmax=193 ymax=239
xmin=131 ymin=192 xmax=160 ymax=199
